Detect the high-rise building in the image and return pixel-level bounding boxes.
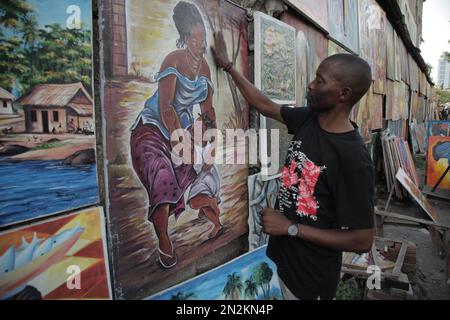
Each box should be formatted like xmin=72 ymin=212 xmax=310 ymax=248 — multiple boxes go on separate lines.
xmin=437 ymin=54 xmax=450 ymax=89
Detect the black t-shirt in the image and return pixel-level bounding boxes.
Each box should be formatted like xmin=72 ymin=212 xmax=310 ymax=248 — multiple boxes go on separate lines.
xmin=267 ymin=106 xmax=375 ymax=300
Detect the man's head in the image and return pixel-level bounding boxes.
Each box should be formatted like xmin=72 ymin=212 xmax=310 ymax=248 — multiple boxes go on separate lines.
xmin=306 ymin=54 xmax=372 ymax=113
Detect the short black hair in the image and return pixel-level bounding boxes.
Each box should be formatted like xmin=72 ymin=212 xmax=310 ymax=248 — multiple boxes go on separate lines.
xmin=323 ymin=54 xmax=372 ymax=105
xmin=173 ymin=1 xmax=205 ymax=48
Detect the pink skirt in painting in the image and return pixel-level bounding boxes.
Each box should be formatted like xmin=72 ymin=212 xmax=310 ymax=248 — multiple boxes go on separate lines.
xmin=130 ymin=122 xmax=197 ymax=219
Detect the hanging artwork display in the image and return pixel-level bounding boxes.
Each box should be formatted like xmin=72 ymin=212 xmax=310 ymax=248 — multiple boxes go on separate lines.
xmin=281 ymin=11 xmax=328 ymax=108
xmin=0 ymin=0 xmax=99 ymax=228
xmin=248 ymin=173 xmax=281 ymax=251
xmin=371 ymin=93 xmax=384 ymax=131
xmin=101 ymin=0 xmax=250 ymax=299
xmin=255 ymin=12 xmax=296 ymax=104
xmin=427 ymin=121 xmax=450 ymax=137
xmin=0 ymin=207 xmax=112 ymax=300
xmin=396 ymin=168 xmax=438 ymax=222
xmin=386 ymin=20 xmax=395 ymax=81
xmin=147 ymin=245 xmax=283 ymax=300
xmin=255 ymin=11 xmax=296 ymax=175
xmin=426 ymin=136 xmax=450 ymax=191
xmin=284 ymin=0 xmax=329 ymax=33
xmin=327 ymin=0 xmax=359 ymax=54
xmin=356 ymin=83 xmax=373 ymax=143
xmin=358 ymin=0 xmax=386 ymax=93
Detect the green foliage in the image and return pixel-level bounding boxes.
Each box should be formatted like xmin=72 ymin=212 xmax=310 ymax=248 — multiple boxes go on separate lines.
xmin=436 ymin=89 xmax=450 ymax=104
xmin=252 ymin=262 xmax=273 ymax=300
xmin=31 ymin=141 xmax=66 ymax=150
xmin=336 ymin=277 xmax=365 ymax=300
xmin=0 ymin=4 xmax=92 ymax=95
xmin=222 ymin=272 xmax=243 ymax=300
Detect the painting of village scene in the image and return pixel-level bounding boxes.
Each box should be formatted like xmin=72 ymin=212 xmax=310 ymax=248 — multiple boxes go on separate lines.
xmin=0 ymin=207 xmax=112 ymax=300
xmin=147 ymin=245 xmax=282 ymax=300
xmin=102 ymin=0 xmax=249 ymax=299
xmin=0 ymin=0 xmax=98 ymax=227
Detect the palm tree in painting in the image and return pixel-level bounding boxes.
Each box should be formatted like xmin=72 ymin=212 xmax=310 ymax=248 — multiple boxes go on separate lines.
xmin=253 ymin=262 xmax=273 ymax=300
xmin=170 ymin=291 xmax=197 ymax=300
xmin=222 ymin=272 xmax=243 ymax=300
xmin=244 ymin=276 xmax=259 ymax=300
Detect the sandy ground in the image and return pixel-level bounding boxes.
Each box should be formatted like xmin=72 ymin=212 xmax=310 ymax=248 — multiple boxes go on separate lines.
xmin=375 ymin=162 xmax=450 ymax=300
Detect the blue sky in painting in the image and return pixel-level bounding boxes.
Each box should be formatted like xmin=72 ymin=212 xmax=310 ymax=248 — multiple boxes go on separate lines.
xmin=27 ymin=0 xmax=92 ymax=30
xmin=148 ymin=246 xmax=282 ymax=300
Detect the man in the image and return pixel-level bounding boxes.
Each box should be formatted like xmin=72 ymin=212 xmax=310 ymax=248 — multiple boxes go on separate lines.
xmin=211 ymin=31 xmax=375 ymax=300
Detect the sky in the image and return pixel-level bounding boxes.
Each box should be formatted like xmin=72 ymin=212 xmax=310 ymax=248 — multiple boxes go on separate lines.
xmin=420 ymin=0 xmax=450 ymax=82
xmin=28 ymin=0 xmax=92 ymax=30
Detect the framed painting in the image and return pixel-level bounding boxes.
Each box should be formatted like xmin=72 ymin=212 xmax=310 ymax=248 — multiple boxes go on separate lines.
xmin=396 ymin=168 xmax=438 ymax=222
xmin=284 ymin=0 xmax=329 ymax=33
xmin=147 ymin=245 xmax=283 ymax=300
xmin=0 ymin=207 xmax=112 ymax=300
xmin=255 ymin=11 xmax=297 ymax=104
xmin=327 ymin=0 xmax=359 ymax=54
xmin=0 ymin=0 xmax=99 ymax=228
xmin=248 ymin=173 xmax=281 ymax=251
xmin=426 ymin=136 xmax=450 ymax=191
xmin=101 ymin=0 xmax=250 ymax=299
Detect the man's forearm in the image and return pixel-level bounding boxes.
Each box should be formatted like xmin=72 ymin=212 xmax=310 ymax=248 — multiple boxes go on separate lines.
xmin=296 ymin=224 xmax=374 ymax=254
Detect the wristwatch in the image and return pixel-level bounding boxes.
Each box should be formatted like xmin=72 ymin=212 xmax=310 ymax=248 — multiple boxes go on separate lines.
xmin=287 ymin=223 xmax=299 ymax=237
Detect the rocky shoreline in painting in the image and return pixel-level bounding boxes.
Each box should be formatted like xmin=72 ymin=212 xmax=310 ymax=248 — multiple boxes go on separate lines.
xmin=0 ymin=134 xmax=96 ymax=165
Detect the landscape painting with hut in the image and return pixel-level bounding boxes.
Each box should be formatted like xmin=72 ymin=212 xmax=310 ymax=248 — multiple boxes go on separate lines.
xmin=0 ymin=0 xmax=98 ymax=227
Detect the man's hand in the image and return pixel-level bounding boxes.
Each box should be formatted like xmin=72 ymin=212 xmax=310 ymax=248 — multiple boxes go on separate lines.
xmin=261 ymin=208 xmax=292 ymax=236
xmin=211 ymin=31 xmax=231 ymax=69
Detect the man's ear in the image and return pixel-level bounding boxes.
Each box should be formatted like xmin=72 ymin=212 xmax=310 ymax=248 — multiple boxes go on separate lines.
xmin=340 ymin=87 xmax=353 ymax=103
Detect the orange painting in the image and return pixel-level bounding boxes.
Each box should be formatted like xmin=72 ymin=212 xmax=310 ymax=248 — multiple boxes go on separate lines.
xmin=426 ymin=136 xmax=450 ymax=190
xmin=0 ymin=207 xmax=111 ymax=300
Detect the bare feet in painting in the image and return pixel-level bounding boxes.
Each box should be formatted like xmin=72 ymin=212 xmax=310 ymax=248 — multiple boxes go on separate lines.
xmin=208 ymin=224 xmax=224 ymax=239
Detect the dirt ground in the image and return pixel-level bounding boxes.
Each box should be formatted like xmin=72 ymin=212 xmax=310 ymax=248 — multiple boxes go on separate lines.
xmin=374 ymin=161 xmax=450 ymax=300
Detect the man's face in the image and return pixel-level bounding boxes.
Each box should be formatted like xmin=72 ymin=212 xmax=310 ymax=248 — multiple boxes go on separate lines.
xmin=306 ymin=61 xmax=342 ymax=113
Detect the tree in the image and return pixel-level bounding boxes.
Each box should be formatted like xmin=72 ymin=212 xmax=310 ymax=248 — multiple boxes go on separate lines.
xmin=436 ymin=89 xmax=450 ymax=104
xmin=222 ymin=272 xmax=243 ymax=300
xmin=252 ymin=262 xmax=273 ymax=300
xmin=0 ymin=0 xmax=33 ymax=29
xmin=244 ymin=276 xmax=259 ymax=300
xmin=170 ymin=291 xmax=196 ymax=300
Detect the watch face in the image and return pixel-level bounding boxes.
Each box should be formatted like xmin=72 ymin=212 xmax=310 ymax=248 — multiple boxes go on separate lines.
xmin=288 ymin=224 xmax=298 ymax=236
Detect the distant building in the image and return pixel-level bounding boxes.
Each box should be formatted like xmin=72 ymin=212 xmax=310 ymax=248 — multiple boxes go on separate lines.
xmin=437 ymin=55 xmax=450 ymax=89
xmin=0 ymin=87 xmax=16 ymax=115
xmin=16 ymin=83 xmax=93 ymax=134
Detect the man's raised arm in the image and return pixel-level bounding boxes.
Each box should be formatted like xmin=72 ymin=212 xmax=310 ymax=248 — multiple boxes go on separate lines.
xmin=211 ymin=31 xmax=285 ymax=124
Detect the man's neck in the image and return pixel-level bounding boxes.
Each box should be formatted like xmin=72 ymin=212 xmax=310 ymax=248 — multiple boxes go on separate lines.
xmin=316 ymin=106 xmax=354 ymax=134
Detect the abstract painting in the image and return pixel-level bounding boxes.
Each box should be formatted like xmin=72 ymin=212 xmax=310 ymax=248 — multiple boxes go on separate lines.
xmin=0 ymin=207 xmax=112 ymax=300
xmin=427 ymin=121 xmax=450 ymax=137
xmin=0 ymin=0 xmax=99 ymax=227
xmin=285 ymin=0 xmax=329 ymax=33
xmin=101 ymin=0 xmax=250 ymax=299
xmin=426 ymin=136 xmax=450 ymax=191
xmin=147 ymin=245 xmax=283 ymax=300
xmin=396 ymin=168 xmax=438 ymax=222
xmin=327 ymin=0 xmax=359 ymax=54
xmin=248 ymin=173 xmax=281 ymax=251
xmin=255 ymin=11 xmax=296 ymax=104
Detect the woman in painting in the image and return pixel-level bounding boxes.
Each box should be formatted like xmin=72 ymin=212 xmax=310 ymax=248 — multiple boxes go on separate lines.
xmin=130 ymin=1 xmax=222 ymax=269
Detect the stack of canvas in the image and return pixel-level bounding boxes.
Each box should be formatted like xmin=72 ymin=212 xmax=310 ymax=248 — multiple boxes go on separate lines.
xmin=381 ymin=130 xmax=419 ymax=199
